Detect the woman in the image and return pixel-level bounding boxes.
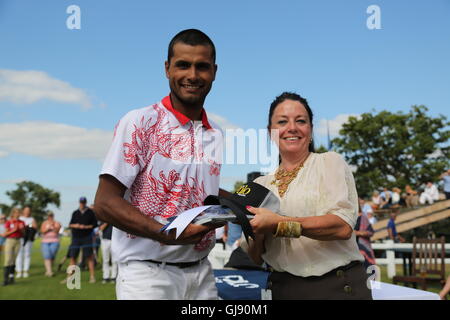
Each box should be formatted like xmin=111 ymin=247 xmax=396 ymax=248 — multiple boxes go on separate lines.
xmin=354 ymin=207 xmax=376 ymax=269
xmin=371 ymin=191 xmax=381 ymax=210
xmin=15 ymin=206 xmax=38 ymax=279
xmin=2 ymin=208 xmax=25 ymax=286
xmin=241 ymin=92 xmax=371 ymax=299
xmin=404 ymin=185 xmax=419 ymax=208
xmin=40 ymin=211 xmax=61 ymax=277
xmin=0 ymin=215 xmax=6 ymax=255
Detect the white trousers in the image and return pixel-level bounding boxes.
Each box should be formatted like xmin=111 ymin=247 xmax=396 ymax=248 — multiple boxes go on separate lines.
xmin=419 ymin=193 xmax=435 ymax=205
xmin=101 ymin=239 xmax=118 ymax=280
xmin=16 ymin=239 xmax=33 ymax=272
xmin=116 ymin=259 xmax=218 ymax=300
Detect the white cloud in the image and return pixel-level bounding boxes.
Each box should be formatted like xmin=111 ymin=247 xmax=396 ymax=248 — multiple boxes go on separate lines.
xmin=0 ymin=113 xmax=239 ymax=161
xmin=0 ymin=69 xmax=93 ymax=109
xmin=0 ymin=121 xmax=112 ymax=161
xmin=0 ymin=179 xmax=25 ymax=184
xmin=317 ymin=114 xmax=360 ymax=137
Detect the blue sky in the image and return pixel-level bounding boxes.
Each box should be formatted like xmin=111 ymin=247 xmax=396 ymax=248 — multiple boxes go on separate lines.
xmin=1 ymin=0 xmax=449 ymax=225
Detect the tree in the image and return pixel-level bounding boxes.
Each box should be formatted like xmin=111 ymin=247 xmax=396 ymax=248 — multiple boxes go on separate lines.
xmin=0 ymin=181 xmax=60 ymax=223
xmin=331 ymin=105 xmax=450 ymax=197
xmin=233 ymin=181 xmax=245 ymax=193
xmin=315 ymin=144 xmax=328 ymax=154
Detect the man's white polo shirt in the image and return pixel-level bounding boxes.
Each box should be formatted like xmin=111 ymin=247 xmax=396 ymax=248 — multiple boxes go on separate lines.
xmin=101 ymin=95 xmax=223 ymax=263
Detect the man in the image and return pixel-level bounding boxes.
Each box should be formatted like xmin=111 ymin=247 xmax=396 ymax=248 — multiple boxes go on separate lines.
xmin=387 ymin=212 xmax=405 ymax=243
xmin=440 ymin=169 xmax=450 ymax=200
xmin=63 ymin=197 xmax=98 ymax=284
xmin=95 ymin=29 xmax=223 ymax=300
xmin=419 ymin=181 xmax=439 ymax=205
xmin=99 ymin=220 xmax=117 ymax=284
xmin=379 ymin=187 xmax=393 ymax=209
xmin=15 ymin=206 xmax=37 ymax=278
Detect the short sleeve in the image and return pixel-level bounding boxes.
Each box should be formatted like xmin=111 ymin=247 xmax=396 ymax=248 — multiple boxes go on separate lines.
xmin=69 ymin=212 xmax=76 ymax=225
xmin=319 ymin=152 xmax=358 ymax=229
xmin=100 ymin=110 xmax=143 ymax=189
xmin=90 ymin=210 xmax=98 ymax=227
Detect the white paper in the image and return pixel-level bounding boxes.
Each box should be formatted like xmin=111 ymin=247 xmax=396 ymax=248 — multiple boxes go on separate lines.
xmin=163 ymin=205 xmax=212 ymax=239
xmin=370 ymin=281 xmax=440 ymax=300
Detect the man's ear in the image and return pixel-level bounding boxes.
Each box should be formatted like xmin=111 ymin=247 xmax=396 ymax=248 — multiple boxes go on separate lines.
xmin=165 ymin=60 xmax=170 ymax=79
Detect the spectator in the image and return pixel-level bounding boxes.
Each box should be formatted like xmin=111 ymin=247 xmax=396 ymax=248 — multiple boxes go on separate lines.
xmin=99 ymin=221 xmax=117 ymax=284
xmin=440 ymin=169 xmax=450 ymax=200
xmin=2 ymin=208 xmax=25 ymax=286
xmin=419 ymin=182 xmax=439 ymax=205
xmin=0 ymin=215 xmax=6 ymax=256
xmin=391 ymin=187 xmax=401 ymax=207
xmin=40 ymin=211 xmax=61 ymax=277
xmin=15 ymin=206 xmax=37 ymax=279
xmin=371 ymin=190 xmax=382 ymax=210
xmin=387 ymin=212 xmax=405 ymax=243
xmin=90 ymin=204 xmax=101 ymax=267
xmin=404 ymin=185 xmax=419 ymax=208
xmin=359 ymin=198 xmax=377 ymax=225
xmin=62 ymin=196 xmax=98 ymax=284
xmin=379 ymin=188 xmax=393 ymax=209
xmin=354 ymin=206 xmax=376 ymax=270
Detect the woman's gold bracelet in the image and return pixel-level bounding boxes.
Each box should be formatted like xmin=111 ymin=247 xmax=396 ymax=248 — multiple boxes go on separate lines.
xmin=274 ymin=221 xmax=302 ymax=238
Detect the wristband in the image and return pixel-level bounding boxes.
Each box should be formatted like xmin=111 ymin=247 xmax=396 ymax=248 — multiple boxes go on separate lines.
xmin=274 ymin=221 xmax=302 ymax=238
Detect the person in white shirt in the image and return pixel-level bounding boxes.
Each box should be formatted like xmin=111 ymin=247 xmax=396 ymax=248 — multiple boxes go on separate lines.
xmin=15 ymin=207 xmax=37 ymax=278
xmin=94 ymin=29 xmax=224 ymax=300
xmin=242 ymin=92 xmax=371 ymax=300
xmin=359 ymin=198 xmax=377 ymax=225
xmin=419 ymin=182 xmax=440 ymax=205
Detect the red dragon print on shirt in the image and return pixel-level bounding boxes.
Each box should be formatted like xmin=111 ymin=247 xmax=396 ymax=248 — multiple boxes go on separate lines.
xmin=121 ymin=104 xmax=215 ymax=250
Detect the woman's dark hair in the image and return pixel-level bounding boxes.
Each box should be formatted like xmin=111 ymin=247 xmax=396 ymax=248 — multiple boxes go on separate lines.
xmin=167 ymin=29 xmax=216 ymax=64
xmin=268 ymin=92 xmax=315 ymax=152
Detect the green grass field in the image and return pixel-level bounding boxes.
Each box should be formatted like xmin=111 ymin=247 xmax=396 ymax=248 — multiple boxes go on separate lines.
xmin=0 ymin=237 xmax=446 ymax=299
xmin=0 ymin=237 xmax=116 ymax=300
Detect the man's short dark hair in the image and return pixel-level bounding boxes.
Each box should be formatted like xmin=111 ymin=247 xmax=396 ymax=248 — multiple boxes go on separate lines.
xmin=167 ymin=29 xmax=216 ymax=64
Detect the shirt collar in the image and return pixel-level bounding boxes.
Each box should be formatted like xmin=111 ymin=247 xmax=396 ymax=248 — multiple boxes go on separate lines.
xmin=161 ymin=95 xmax=213 ymax=130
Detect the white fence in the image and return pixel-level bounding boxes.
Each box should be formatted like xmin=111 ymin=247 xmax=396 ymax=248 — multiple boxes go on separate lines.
xmin=371 ymin=240 xmax=450 ymax=279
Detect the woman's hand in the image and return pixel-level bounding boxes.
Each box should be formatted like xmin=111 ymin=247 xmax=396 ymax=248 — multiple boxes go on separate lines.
xmin=246 ymin=206 xmax=284 ymax=235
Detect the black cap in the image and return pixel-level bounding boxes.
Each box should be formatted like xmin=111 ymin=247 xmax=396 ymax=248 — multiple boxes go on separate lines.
xmin=204 ymin=182 xmax=280 ymax=242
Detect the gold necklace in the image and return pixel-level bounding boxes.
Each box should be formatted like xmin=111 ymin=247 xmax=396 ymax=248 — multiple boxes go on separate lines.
xmin=271 ymin=161 xmax=304 ymax=198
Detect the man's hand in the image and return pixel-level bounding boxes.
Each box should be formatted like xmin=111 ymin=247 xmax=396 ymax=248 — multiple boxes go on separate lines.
xmin=161 ymin=223 xmax=216 ymax=245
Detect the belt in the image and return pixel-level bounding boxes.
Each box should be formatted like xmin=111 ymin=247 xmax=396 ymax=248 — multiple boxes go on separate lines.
xmin=267 ymin=260 xmax=362 ymax=276
xmin=143 ymin=256 xmax=207 ymax=269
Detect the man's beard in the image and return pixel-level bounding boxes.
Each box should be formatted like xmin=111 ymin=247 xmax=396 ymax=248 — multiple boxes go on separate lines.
xmin=172 ymin=84 xmax=210 ymax=108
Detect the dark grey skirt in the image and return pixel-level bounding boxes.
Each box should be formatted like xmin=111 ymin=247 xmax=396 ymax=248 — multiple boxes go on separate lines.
xmin=267 ymin=261 xmax=373 ymax=300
